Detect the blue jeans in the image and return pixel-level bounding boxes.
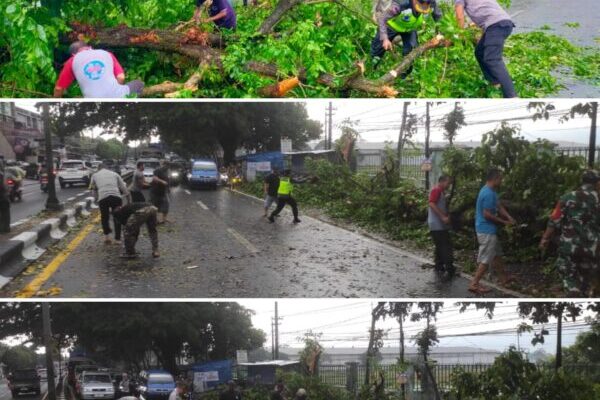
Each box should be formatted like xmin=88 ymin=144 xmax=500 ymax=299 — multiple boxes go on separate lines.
xmin=475 ymin=20 xmax=516 ymax=98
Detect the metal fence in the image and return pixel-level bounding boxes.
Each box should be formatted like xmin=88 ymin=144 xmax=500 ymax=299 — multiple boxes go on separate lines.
xmin=355 ymin=146 xmax=600 ymax=189
xmin=317 ymin=363 xmax=600 ymax=393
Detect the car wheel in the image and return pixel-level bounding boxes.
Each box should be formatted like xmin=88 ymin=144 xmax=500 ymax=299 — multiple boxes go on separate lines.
xmin=59 ymin=179 xmax=66 ymax=189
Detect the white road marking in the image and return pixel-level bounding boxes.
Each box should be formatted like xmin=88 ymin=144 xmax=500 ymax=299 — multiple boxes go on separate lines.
xmin=10 ymin=219 xmax=28 ymax=228
xmin=185 ymin=190 xmax=191 ymax=195
xmin=227 ymin=228 xmax=259 ymax=254
xmin=196 ymin=200 xmax=209 ymax=210
xmin=67 ymin=197 xmax=76 ymax=201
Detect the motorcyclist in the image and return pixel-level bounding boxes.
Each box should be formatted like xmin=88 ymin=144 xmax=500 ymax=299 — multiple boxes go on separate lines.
xmin=4 ymin=165 xmax=26 ymax=201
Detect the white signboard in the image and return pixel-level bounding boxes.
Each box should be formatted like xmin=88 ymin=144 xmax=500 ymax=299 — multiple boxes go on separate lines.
xmin=193 ymin=371 xmax=219 ymax=393
xmin=255 ymin=161 xmax=272 ymax=172
xmin=237 ymin=350 xmax=248 ymax=364
xmin=281 ymin=138 xmax=292 ymax=153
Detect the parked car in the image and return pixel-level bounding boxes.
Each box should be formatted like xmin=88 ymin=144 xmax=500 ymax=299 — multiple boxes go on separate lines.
xmin=137 ymin=158 xmax=161 ymax=185
xmin=7 ymin=369 xmax=41 ymax=397
xmin=137 ymin=370 xmax=175 ymax=400
xmin=57 ymin=160 xmax=93 ymax=188
xmin=79 ymin=371 xmax=115 ymax=400
xmin=187 ymin=160 xmax=219 ymax=190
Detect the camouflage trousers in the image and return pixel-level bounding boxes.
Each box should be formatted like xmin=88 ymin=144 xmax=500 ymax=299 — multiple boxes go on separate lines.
xmin=556 ymin=256 xmax=600 ymax=297
xmin=124 ymin=206 xmax=158 ymax=255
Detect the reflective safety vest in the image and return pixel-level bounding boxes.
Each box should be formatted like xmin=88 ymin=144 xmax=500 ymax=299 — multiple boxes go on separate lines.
xmin=387 ymin=9 xmax=425 ymax=33
xmin=278 ymin=177 xmax=293 ymax=196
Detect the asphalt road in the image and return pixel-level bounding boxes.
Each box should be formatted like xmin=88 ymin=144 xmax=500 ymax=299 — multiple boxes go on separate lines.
xmin=1 ymin=186 xmax=504 ymax=298
xmin=508 ymin=0 xmax=600 ymax=97
xmin=9 ymin=180 xmax=89 ymax=227
xmin=0 ymin=380 xmax=49 ymax=400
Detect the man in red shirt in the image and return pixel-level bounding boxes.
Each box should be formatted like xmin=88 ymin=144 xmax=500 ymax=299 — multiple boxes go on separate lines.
xmin=427 ymin=175 xmax=455 ymax=276
xmin=54 ymin=41 xmax=144 ymax=98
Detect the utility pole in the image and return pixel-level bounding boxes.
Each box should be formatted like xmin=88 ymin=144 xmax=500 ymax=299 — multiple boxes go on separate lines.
xmin=271 ymin=319 xmax=275 ymax=360
xmin=425 ymin=102 xmax=431 ymax=191
xmin=42 ymin=103 xmax=62 ymax=211
xmin=589 ymin=101 xmax=597 ymax=168
xmin=42 ymin=303 xmax=57 ymax=400
xmin=398 ymin=102 xmax=410 ymax=178
xmin=324 ymin=112 xmax=329 ymax=149
xmin=327 ymin=102 xmax=336 ymax=150
xmin=274 ymin=301 xmax=280 ymax=359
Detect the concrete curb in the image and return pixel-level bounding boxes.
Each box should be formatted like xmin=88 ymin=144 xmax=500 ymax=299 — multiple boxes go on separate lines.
xmin=229 ymin=188 xmax=525 ymax=298
xmin=0 ymin=198 xmax=95 ymax=289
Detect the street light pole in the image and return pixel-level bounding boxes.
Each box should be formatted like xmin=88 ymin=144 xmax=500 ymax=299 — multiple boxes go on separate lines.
xmin=42 ymin=303 xmax=57 ymax=400
xmin=42 ymin=103 xmax=62 ymax=211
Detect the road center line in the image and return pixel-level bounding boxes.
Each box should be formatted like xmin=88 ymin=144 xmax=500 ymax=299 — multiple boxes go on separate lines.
xmin=15 ymin=214 xmax=100 ymax=298
xmin=185 ymin=190 xmax=191 ymax=195
xmin=227 ymin=228 xmax=259 ymax=254
xmin=196 ymin=200 xmax=209 ymax=210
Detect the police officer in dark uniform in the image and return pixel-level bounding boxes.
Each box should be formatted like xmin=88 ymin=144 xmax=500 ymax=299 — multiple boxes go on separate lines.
xmin=371 ymin=0 xmax=442 ymax=73
xmin=268 ymin=169 xmax=301 ymax=224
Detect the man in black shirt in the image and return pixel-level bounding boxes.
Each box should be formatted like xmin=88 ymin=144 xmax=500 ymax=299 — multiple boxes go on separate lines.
xmin=150 ymin=160 xmax=170 ymax=224
xmin=113 ymin=202 xmax=160 ymax=258
xmin=263 ymin=168 xmax=280 ymax=217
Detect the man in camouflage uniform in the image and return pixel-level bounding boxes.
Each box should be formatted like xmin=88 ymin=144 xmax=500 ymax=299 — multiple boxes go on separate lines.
xmin=540 ymin=170 xmax=600 ymax=296
xmin=113 ymin=202 xmax=160 ymax=259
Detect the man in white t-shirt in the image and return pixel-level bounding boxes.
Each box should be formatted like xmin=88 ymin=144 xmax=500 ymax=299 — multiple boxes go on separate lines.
xmin=54 ymin=41 xmax=145 ymax=98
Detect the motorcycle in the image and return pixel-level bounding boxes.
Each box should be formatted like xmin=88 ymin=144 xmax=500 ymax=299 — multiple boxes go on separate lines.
xmin=7 ymin=178 xmax=22 ymax=202
xmin=40 ymin=172 xmax=49 ymax=193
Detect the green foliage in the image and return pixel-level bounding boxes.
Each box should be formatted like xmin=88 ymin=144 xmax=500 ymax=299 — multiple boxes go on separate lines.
xmin=0 ymin=302 xmax=265 ymax=373
xmin=450 ymin=347 xmax=599 ymax=400
xmin=0 ymin=345 xmax=38 ymax=371
xmin=95 ymin=138 xmax=126 ymax=161
xmin=2 ymin=0 xmax=599 ymax=97
xmin=441 ymin=123 xmax=585 ymax=261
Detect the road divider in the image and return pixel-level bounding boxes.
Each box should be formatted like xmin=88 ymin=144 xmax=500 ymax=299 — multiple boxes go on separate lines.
xmin=0 ymin=197 xmax=96 ymax=290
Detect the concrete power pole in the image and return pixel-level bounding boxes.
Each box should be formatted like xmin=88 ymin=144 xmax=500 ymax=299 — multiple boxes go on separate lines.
xmin=42 ymin=303 xmax=57 ymax=400
xmin=327 ymin=102 xmax=335 ymax=150
xmin=589 ymin=101 xmax=597 ymax=168
xmin=274 ymin=302 xmax=280 ymax=359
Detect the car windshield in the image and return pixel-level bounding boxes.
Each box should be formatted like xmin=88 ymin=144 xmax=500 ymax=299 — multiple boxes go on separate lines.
xmin=148 ymin=375 xmax=174 ymax=384
xmin=13 ymin=370 xmax=37 ymax=379
xmin=83 ymin=375 xmax=111 ymax=383
xmin=193 ymin=163 xmax=215 ymax=171
xmin=141 ymin=162 xmax=160 ymax=169
xmin=62 ymin=162 xmax=82 ymax=169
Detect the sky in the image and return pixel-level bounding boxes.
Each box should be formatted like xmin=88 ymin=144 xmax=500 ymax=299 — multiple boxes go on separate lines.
xmin=238 ymin=300 xmax=594 ymax=355
xmin=13 ymin=99 xmax=594 ymax=147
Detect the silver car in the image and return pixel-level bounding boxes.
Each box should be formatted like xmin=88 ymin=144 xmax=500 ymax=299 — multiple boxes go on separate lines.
xmin=79 ymin=371 xmax=115 ymax=400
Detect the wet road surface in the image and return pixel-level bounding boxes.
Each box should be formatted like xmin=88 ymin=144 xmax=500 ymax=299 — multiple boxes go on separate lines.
xmin=508 ymin=0 xmax=600 ymax=97
xmin=9 ymin=180 xmax=89 ymax=227
xmin=0 ymin=187 xmax=505 ymax=298
xmin=0 ymin=380 xmax=49 ymax=400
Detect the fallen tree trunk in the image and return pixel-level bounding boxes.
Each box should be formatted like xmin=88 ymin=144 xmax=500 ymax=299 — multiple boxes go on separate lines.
xmin=249 ymin=36 xmax=452 ymax=97
xmin=142 ymin=71 xmax=204 ymax=97
xmin=63 ymin=25 xmax=225 ymax=66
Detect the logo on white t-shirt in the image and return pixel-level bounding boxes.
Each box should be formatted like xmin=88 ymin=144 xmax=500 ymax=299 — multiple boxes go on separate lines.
xmin=83 ymin=60 xmax=105 ymax=80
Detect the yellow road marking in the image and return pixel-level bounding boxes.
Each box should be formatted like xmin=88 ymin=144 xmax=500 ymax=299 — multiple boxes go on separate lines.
xmin=15 ymin=215 xmax=100 ymax=298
